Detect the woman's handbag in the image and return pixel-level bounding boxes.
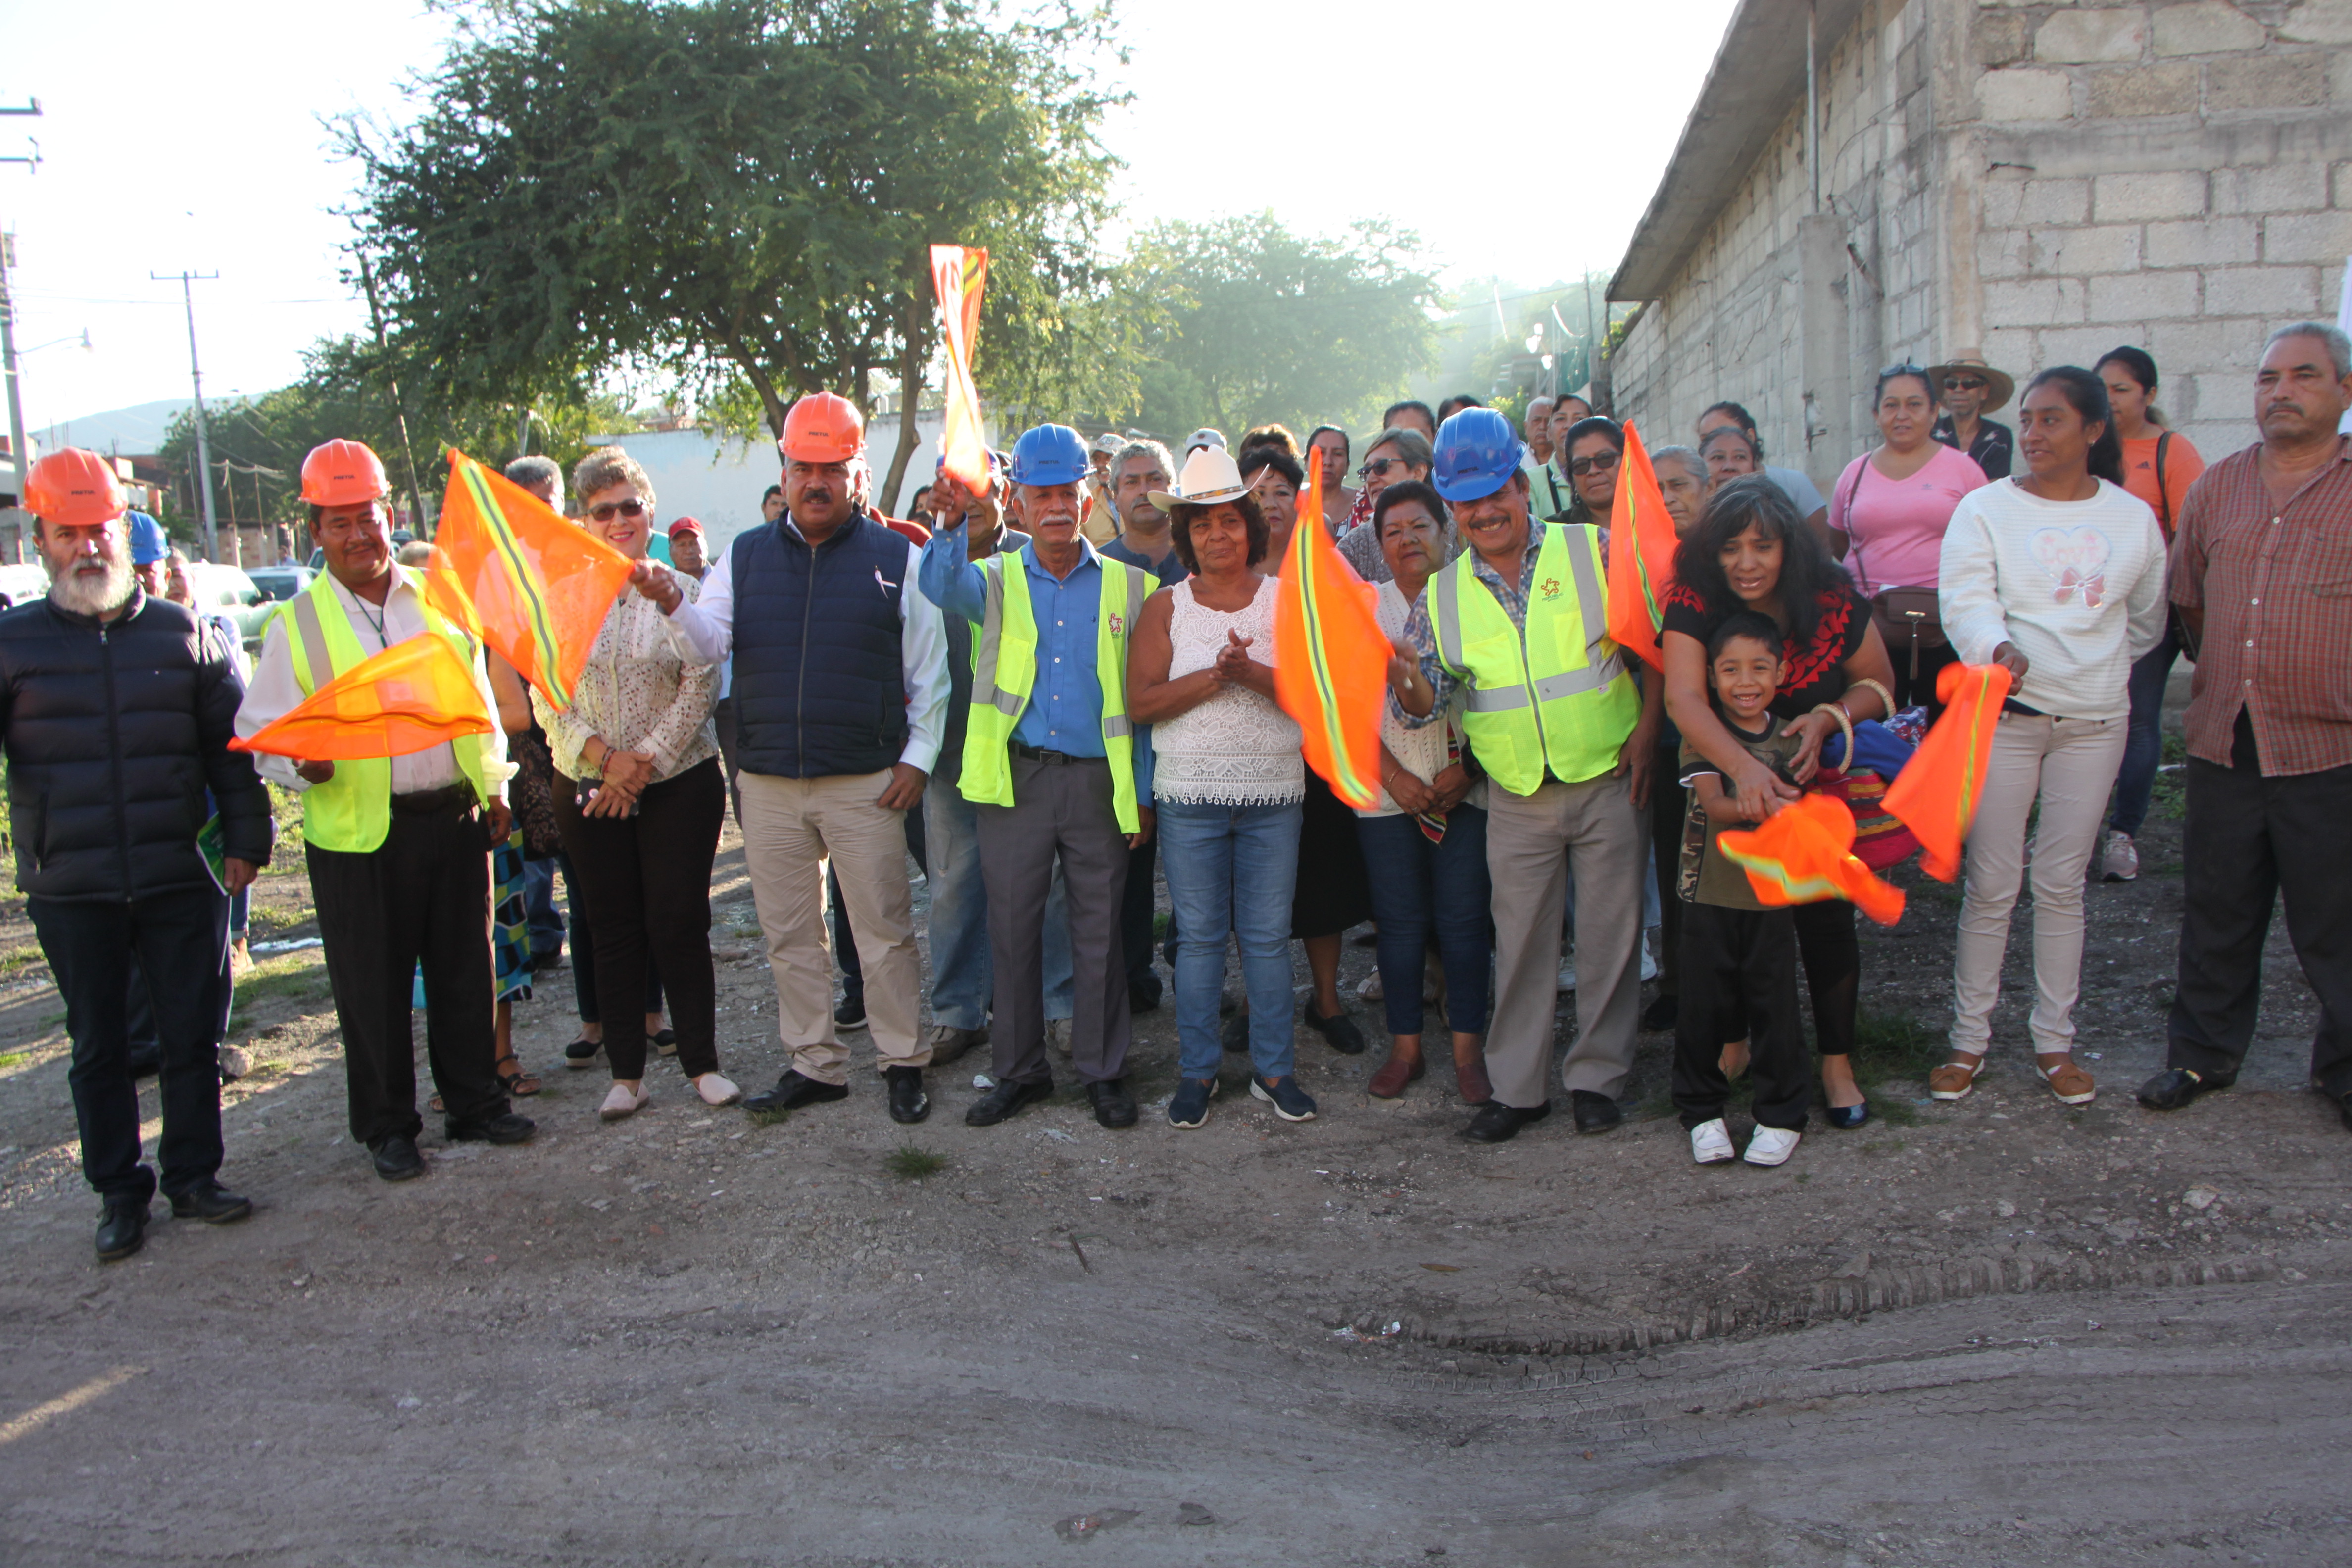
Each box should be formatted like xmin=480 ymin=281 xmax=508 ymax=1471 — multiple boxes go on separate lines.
xmin=1837 ymin=459 xmax=1949 ymax=680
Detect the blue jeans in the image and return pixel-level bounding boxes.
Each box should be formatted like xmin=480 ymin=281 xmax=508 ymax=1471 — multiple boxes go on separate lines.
xmin=1157 ymin=799 xmax=1303 ymax=1082
xmin=1357 ymin=808 xmax=1494 ymax=1037
xmin=924 ymin=780 xmax=1075 ymax=1030
xmin=2110 ymin=623 xmax=2180 ymax=837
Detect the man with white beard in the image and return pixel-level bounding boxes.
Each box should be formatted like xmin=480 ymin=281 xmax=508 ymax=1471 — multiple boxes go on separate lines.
xmin=0 ymin=449 xmax=272 ymax=1261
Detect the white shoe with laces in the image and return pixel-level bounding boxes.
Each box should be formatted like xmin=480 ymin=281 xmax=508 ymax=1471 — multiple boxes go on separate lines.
xmin=1690 ymin=1118 xmax=1735 ymax=1165
xmin=2099 ymin=829 xmax=2140 ymax=882
xmin=693 ymin=1072 xmax=742 ymax=1107
xmin=1743 ymin=1126 xmax=1802 ymax=1167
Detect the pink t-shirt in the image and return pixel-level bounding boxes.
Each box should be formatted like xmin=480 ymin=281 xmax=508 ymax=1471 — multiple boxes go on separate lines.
xmin=1833 ymin=444 xmax=1988 ymax=594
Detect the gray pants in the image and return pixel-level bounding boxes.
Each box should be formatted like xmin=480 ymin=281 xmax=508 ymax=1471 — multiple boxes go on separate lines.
xmin=976 ymin=752 xmax=1132 ymax=1086
xmin=1485 ymin=770 xmax=1645 ymax=1108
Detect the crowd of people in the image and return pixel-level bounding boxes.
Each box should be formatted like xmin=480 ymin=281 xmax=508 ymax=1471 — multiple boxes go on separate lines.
xmin=9 ymin=317 xmax=2351 ymax=1263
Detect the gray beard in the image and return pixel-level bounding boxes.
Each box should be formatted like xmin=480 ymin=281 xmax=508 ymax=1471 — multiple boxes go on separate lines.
xmin=49 ymin=556 xmax=135 ymax=618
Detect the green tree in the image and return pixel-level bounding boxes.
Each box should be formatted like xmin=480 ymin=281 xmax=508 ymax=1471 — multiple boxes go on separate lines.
xmin=1122 ymin=212 xmax=1440 ymax=441
xmin=344 ymin=0 xmax=1122 ymax=505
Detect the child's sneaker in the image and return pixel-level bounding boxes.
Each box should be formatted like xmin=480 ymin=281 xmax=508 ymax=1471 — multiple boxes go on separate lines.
xmin=1743 ymin=1126 xmax=1802 ymax=1167
xmin=1689 ymin=1119 xmax=1735 ymax=1165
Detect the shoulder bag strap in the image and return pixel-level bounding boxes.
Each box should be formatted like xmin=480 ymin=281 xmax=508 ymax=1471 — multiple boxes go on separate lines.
xmin=2154 ymin=430 xmax=2174 ymax=532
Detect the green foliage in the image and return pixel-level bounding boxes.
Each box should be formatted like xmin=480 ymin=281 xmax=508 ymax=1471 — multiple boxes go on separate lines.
xmin=1851 ymin=1006 xmax=1941 ymax=1088
xmin=885 ymin=1142 xmax=948 ymax=1180
xmin=1123 ymin=212 xmax=1440 ymax=441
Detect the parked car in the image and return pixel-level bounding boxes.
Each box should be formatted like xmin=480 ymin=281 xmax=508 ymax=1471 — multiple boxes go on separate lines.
xmin=0 ymin=563 xmax=50 ymax=610
xmin=178 ymin=563 xmax=275 ymax=651
xmin=246 ymin=566 xmax=315 ymax=604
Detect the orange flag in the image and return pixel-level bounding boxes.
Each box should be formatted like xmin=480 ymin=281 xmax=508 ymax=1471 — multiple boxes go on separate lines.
xmin=433 ymin=449 xmax=633 ymax=710
xmin=1882 ymin=661 xmax=2015 ymax=882
xmin=1605 ymin=422 xmax=1679 ymax=671
xmin=1718 ymin=792 xmax=1908 ymax=926
xmin=1274 ymin=457 xmax=1390 ymax=809
xmin=929 ymin=245 xmax=991 ymax=497
xmin=231 ymin=632 xmax=492 ymax=762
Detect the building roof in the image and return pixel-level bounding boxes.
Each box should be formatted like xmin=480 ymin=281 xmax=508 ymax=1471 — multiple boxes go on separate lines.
xmin=1608 ymin=0 xmax=1872 ymax=302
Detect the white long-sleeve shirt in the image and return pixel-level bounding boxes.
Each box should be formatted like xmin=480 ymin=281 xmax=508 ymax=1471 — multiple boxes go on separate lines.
xmin=660 ymin=518 xmax=947 ymax=775
xmin=235 ymin=564 xmax=513 ymax=798
xmin=1936 ymin=476 xmax=2168 ymax=723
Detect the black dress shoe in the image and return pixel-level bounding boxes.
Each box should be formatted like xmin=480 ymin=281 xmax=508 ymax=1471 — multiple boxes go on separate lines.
xmin=96 ymin=1200 xmax=148 ymax=1262
xmin=966 ymin=1076 xmax=1053 ymax=1127
xmin=1303 ymin=1000 xmax=1368 ymax=1056
xmin=168 ymin=1182 xmax=253 ymax=1224
xmin=1642 ymin=994 xmax=1679 ymax=1032
xmin=371 ymin=1135 xmax=426 ymax=1182
xmin=745 ymin=1070 xmax=850 ymax=1113
xmin=1464 ymin=1101 xmax=1551 ymax=1143
xmin=1087 ymin=1078 xmax=1138 ymax=1128
xmin=834 ymin=994 xmax=868 ymax=1029
xmin=1128 ymin=975 xmax=1163 ymax=1014
xmin=2138 ymin=1067 xmax=2232 ymax=1111
xmin=1570 ymin=1090 xmax=1624 ymax=1134
xmin=446 ymin=1111 xmax=537 ymax=1145
xmin=885 ymin=1065 xmax=930 ymax=1125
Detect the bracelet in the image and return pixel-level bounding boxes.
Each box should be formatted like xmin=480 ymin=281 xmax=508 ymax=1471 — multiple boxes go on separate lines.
xmin=1811 ymin=701 xmax=1856 ymax=768
xmin=1847 ymin=677 xmax=1894 ymax=721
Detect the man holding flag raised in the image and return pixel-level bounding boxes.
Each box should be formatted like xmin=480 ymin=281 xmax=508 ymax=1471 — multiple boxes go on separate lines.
xmin=235 ymin=439 xmax=534 ymax=1182
xmin=1388 ymin=408 xmax=1661 ymax=1142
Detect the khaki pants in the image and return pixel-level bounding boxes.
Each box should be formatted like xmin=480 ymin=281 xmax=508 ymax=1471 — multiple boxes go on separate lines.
xmin=1485 ymin=771 xmax=1646 ymax=1108
xmin=737 ymin=770 xmax=929 ymax=1084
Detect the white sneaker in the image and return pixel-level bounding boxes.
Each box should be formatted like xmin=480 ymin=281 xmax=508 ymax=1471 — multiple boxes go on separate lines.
xmin=1357 ymin=971 xmax=1384 ymax=1003
xmin=2099 ymin=829 xmax=2140 ymax=882
xmin=1047 ymin=1018 xmax=1072 ymax=1057
xmin=599 ymin=1081 xmax=650 ymax=1121
xmin=1743 ymin=1126 xmax=1802 ymax=1167
xmin=693 ymin=1072 xmax=742 ymax=1107
xmin=1690 ymin=1118 xmax=1735 ymax=1164
xmin=1556 ymin=962 xmax=1578 ymax=993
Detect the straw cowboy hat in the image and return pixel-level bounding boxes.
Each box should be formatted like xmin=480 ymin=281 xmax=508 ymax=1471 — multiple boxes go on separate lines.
xmin=1924 ymin=351 xmax=2016 ymax=414
xmin=1148 ymin=445 xmax=1253 ymax=511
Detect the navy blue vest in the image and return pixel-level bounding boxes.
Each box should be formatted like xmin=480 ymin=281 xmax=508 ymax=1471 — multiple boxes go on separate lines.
xmin=729 ymin=512 xmax=910 ymax=778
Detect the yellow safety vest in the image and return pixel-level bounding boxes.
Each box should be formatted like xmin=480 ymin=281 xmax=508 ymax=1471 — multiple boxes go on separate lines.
xmin=1429 ymin=521 xmax=1640 ymax=795
xmin=958 ymin=547 xmax=1144 ymax=833
xmin=280 ymin=571 xmax=490 ymax=853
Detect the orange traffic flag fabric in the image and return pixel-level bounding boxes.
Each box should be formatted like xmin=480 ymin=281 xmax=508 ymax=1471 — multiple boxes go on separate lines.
xmin=1717 ymin=792 xmax=1908 ymax=927
xmin=1273 ymin=457 xmax=1390 ymax=809
xmin=1882 ymin=661 xmax=2015 ymax=882
xmin=230 ymin=631 xmax=492 ymax=762
xmin=433 ymin=449 xmax=633 ymax=710
xmin=929 ymin=245 xmax=991 ymax=498
xmin=1604 ymin=421 xmax=1679 ymax=671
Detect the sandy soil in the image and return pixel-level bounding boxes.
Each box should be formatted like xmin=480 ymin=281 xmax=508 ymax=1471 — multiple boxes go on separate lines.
xmin=3 ymin=682 xmax=2349 ymax=1565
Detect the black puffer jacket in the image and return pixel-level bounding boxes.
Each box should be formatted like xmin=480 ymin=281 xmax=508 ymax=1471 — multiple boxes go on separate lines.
xmin=0 ymin=589 xmax=272 ymax=901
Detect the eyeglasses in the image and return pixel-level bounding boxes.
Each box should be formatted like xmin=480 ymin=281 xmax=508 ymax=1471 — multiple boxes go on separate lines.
xmin=1569 ymin=450 xmax=1622 ymax=478
xmin=588 ymin=498 xmax=647 ymax=522
xmin=1359 ymin=457 xmax=1408 ymax=479
xmin=1944 ymin=375 xmax=1988 ymax=392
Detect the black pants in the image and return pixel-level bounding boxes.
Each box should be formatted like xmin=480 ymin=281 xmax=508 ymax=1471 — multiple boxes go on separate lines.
xmin=1891 ymin=638 xmax=1959 ymax=714
xmin=1121 ymin=833 xmax=1162 ymax=995
xmin=559 ymin=849 xmax=663 ymax=1025
xmin=554 ymin=759 xmax=726 ymax=1081
xmin=832 ymin=808 xmax=928 ymax=1002
xmin=34 ymin=886 xmax=231 ymax=1204
xmin=1673 ymin=900 xmax=1808 ymax=1131
xmin=2168 ymin=711 xmax=2352 ymax=1096
xmin=307 ymin=799 xmax=507 ymax=1146
xmin=1793 ymin=899 xmax=1858 ymax=1058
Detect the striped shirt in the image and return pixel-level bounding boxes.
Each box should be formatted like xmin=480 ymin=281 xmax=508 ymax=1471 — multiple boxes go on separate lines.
xmin=2168 ymin=436 xmax=2352 ymax=776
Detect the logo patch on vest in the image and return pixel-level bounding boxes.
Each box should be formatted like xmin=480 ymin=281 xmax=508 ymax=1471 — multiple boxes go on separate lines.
xmin=1540 ymin=576 xmax=1563 ymax=601
xmin=1107 ymin=613 xmax=1124 ymax=637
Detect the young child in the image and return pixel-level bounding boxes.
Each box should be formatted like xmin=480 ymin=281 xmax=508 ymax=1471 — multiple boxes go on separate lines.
xmin=1674 ymin=612 xmax=1811 ymax=1169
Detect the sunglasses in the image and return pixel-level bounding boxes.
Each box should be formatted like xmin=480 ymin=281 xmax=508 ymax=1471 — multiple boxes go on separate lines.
xmin=1359 ymin=457 xmax=1409 ymax=479
xmin=1569 ymin=450 xmax=1622 ymax=478
xmin=1944 ymin=375 xmax=1988 ymax=392
xmin=588 ymin=498 xmax=648 ymax=522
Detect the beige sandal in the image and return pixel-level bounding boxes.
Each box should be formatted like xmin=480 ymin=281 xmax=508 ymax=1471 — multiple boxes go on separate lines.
xmin=1928 ymin=1057 xmax=1983 ymax=1101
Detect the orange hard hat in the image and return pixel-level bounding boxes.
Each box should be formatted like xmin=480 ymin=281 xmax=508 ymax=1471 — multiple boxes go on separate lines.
xmin=300 ymin=439 xmax=391 ymax=508
xmin=778 ymin=392 xmax=865 ymax=465
xmin=24 ymin=448 xmax=129 ymax=528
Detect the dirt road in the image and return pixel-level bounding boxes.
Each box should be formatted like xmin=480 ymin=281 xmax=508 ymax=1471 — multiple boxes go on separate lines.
xmin=3 ymin=763 xmax=2349 ymax=1565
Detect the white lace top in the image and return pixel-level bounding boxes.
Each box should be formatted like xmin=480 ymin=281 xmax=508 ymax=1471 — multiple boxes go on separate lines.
xmin=1150 ymin=576 xmax=1304 ymax=806
xmin=1360 ymin=579 xmax=1486 ymax=819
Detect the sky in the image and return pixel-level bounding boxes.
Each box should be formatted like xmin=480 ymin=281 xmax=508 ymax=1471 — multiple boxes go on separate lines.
xmin=0 ymin=0 xmax=1739 ymax=437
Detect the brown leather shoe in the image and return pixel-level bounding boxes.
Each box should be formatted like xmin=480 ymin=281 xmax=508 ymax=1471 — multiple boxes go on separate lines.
xmin=2038 ymin=1056 xmax=2096 ymax=1105
xmin=1367 ymin=1053 xmax=1425 ymax=1101
xmin=1454 ymin=1049 xmax=1494 ymax=1106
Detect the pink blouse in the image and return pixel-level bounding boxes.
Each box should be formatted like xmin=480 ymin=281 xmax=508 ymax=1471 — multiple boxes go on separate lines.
xmin=1833 ymin=443 xmax=1988 ymax=595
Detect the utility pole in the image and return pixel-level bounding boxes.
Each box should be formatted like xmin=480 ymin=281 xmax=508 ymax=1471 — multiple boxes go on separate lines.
xmin=153 ymin=269 xmax=221 ymax=562
xmin=352 ymin=250 xmax=428 ymax=535
xmin=1 ymin=98 xmax=41 ymax=564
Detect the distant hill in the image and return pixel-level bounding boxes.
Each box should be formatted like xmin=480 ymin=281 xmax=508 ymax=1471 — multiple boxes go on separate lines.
xmin=34 ymin=399 xmax=195 ymax=459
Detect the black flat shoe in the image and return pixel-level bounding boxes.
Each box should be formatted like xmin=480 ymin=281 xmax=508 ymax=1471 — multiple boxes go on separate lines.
xmin=447 ymin=1112 xmax=537 ymax=1146
xmin=1128 ymin=975 xmax=1163 ymax=1014
xmin=168 ymin=1182 xmax=253 ymax=1224
xmin=1464 ymin=1101 xmax=1550 ymax=1143
xmin=1642 ymin=994 xmax=1678 ymax=1032
xmin=96 ymin=1200 xmax=148 ymax=1262
xmin=371 ymin=1135 xmax=426 ymax=1182
xmin=563 ymin=1037 xmax=602 ymax=1069
xmin=745 ymin=1070 xmax=850 ymax=1113
xmin=2138 ymin=1067 xmax=2231 ymax=1111
xmin=1302 ymin=1001 xmax=1367 ymax=1056
xmin=1087 ymin=1077 xmax=1138 ymax=1128
xmin=966 ymin=1076 xmax=1053 ymax=1127
xmin=885 ymin=1065 xmax=930 ymax=1125
xmin=1825 ymin=1101 xmax=1871 ymax=1130
xmin=834 ymin=994 xmax=868 ymax=1029
xmin=1570 ymin=1089 xmax=1624 ymax=1134
xmin=652 ymin=1029 xmax=679 ymax=1058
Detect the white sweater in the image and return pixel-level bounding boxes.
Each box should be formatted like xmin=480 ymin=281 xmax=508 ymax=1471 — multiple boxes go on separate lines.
xmin=1936 ymin=476 xmax=2168 ymax=722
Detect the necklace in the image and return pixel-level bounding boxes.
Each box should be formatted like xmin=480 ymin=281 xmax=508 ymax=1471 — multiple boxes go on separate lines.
xmin=351 ymin=591 xmax=389 ymax=647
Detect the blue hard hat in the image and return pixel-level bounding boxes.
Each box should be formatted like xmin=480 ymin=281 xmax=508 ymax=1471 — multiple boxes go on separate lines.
xmin=126 ymin=510 xmax=168 ymax=566
xmin=1430 ymin=408 xmax=1526 ymax=504
xmin=1007 ymin=424 xmax=1089 ymax=488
